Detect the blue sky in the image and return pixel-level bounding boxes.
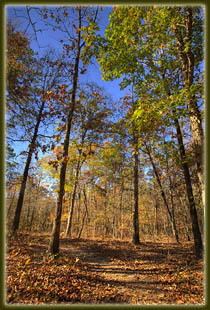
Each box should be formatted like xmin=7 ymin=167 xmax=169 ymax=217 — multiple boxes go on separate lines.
xmin=6 ymin=5 xmax=129 ymax=172
xmin=6 ymin=5 xmax=128 ymax=102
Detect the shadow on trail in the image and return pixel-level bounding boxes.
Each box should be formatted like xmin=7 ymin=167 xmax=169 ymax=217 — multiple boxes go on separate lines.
xmin=70 ymin=268 xmax=173 ymax=294
xmin=60 ymin=238 xmax=194 ymax=266
xmin=87 ymin=264 xmax=171 ymax=277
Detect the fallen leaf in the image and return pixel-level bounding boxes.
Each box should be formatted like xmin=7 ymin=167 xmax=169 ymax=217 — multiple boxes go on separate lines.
xmin=25 ymin=258 xmax=31 ymax=265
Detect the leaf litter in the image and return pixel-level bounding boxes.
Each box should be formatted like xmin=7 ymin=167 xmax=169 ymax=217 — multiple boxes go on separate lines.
xmin=6 ymin=232 xmax=204 ymax=305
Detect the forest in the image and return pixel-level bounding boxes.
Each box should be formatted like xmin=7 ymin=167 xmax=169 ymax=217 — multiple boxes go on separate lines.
xmin=5 ymin=5 xmax=205 ymax=305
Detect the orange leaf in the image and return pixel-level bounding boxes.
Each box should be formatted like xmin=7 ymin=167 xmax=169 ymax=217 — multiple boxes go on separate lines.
xmin=177 ymin=300 xmax=184 ymax=304
xmin=25 ymin=258 xmax=31 ymax=265
xmin=11 ymin=251 xmax=19 ymax=258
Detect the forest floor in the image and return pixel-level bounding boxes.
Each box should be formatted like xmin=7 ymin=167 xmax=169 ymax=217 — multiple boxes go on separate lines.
xmin=6 ymin=232 xmax=204 ymax=305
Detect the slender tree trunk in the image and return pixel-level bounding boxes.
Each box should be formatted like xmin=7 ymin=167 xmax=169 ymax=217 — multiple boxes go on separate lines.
xmin=29 ymin=206 xmax=35 ymax=232
xmin=170 ymin=199 xmax=179 ymax=243
xmin=93 ymin=194 xmax=97 ymax=238
xmin=12 ymin=99 xmax=45 ymax=233
xmin=146 ymin=145 xmax=179 ymax=243
xmin=76 ymin=191 xmax=81 ymax=235
xmin=7 ymin=188 xmax=17 ymax=218
xmin=78 ymin=207 xmax=87 ymax=239
xmin=131 ymin=84 xmax=140 ymax=244
xmin=120 ymin=181 xmax=124 ymax=240
xmin=104 ymin=182 xmax=108 ymax=237
xmin=154 ymin=200 xmax=159 ymax=237
xmin=49 ymin=10 xmax=81 ymax=254
xmin=179 ymin=196 xmax=191 ymax=241
xmin=65 ymin=178 xmax=78 ymax=237
xmin=167 ymin=161 xmax=180 ymax=243
xmin=26 ymin=190 xmax=32 ymax=229
xmin=65 ymin=135 xmax=86 ymax=236
xmin=78 ymin=186 xmax=88 ymax=239
xmin=133 ymin=149 xmax=140 ymax=244
xmin=174 ymin=115 xmax=203 ymax=258
xmin=29 ymin=183 xmax=41 ymax=232
xmin=112 ymin=187 xmax=118 ymax=238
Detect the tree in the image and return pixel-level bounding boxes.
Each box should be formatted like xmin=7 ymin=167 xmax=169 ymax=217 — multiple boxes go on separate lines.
xmin=65 ymin=83 xmax=112 ymax=237
xmin=172 ymin=7 xmax=204 ymax=201
xmin=6 ymin=20 xmax=34 ymax=105
xmin=48 ymin=6 xmax=100 ymax=254
xmin=8 ymin=51 xmax=66 ymax=233
xmin=173 ymin=106 xmax=203 ymax=256
xmin=143 ymin=142 xmax=179 ymax=243
xmin=129 ymin=89 xmax=140 ymax=244
xmin=112 ymin=91 xmax=141 ymax=244
xmin=91 ymin=6 xmax=204 ymax=257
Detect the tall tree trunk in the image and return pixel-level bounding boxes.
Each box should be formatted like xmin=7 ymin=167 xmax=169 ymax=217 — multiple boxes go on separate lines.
xmin=12 ymin=99 xmax=45 ymax=233
xmin=76 ymin=191 xmax=81 ymax=235
xmin=78 ymin=186 xmax=88 ymax=239
xmin=49 ymin=10 xmax=81 ymax=254
xmin=133 ymin=148 xmax=140 ymax=244
xmin=65 ymin=177 xmax=79 ymax=237
xmin=146 ymin=145 xmax=179 ymax=243
xmin=7 ymin=188 xmax=17 ymax=218
xmin=104 ymin=182 xmax=108 ymax=238
xmin=167 ymin=160 xmax=180 ymax=243
xmin=30 ymin=182 xmax=41 ymax=232
xmin=29 ymin=206 xmax=35 ymax=232
xmin=170 ymin=194 xmax=179 ymax=243
xmin=65 ymin=132 xmax=86 ymax=236
xmin=154 ymin=200 xmax=159 ymax=237
xmin=174 ymin=8 xmax=204 ymax=205
xmin=26 ymin=189 xmax=32 ymax=229
xmin=174 ymin=114 xmax=203 ymax=258
xmin=132 ymin=83 xmax=140 ymax=244
xmin=93 ymin=194 xmax=98 ymax=238
xmin=120 ymin=180 xmax=124 ymax=240
xmin=178 ymin=196 xmax=191 ymax=241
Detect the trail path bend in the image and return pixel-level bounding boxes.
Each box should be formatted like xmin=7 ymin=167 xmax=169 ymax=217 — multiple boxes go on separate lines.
xmin=59 ymin=238 xmax=203 ymax=304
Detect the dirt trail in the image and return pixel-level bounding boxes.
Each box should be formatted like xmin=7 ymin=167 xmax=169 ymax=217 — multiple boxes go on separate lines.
xmin=59 ymin=238 xmax=204 ymax=304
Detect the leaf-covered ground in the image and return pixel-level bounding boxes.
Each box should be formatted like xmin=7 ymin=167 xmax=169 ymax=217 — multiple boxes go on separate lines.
xmin=6 ymin=232 xmax=204 ymax=305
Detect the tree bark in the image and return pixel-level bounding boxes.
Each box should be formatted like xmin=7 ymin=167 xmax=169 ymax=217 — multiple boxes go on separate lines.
xmin=65 ymin=177 xmax=79 ymax=237
xmin=12 ymin=99 xmax=45 ymax=233
xmin=78 ymin=186 xmax=88 ymax=239
xmin=120 ymin=180 xmax=124 ymax=240
xmin=131 ymin=84 xmax=140 ymax=244
xmin=104 ymin=182 xmax=108 ymax=237
xmin=167 ymin=160 xmax=180 ymax=243
xmin=170 ymin=194 xmax=179 ymax=243
xmin=7 ymin=188 xmax=17 ymax=218
xmin=154 ymin=200 xmax=159 ymax=236
xmin=49 ymin=9 xmax=81 ymax=254
xmin=133 ymin=148 xmax=140 ymax=244
xmin=65 ymin=131 xmax=87 ymax=236
xmin=145 ymin=145 xmax=179 ymax=243
xmin=174 ymin=114 xmax=203 ymax=258
xmin=174 ymin=8 xmax=204 ymax=205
